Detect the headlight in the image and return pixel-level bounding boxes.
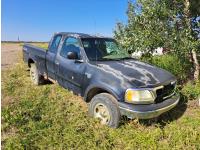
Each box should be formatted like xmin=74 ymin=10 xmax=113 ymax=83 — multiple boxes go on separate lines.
xmin=125 ymin=89 xmax=155 ymax=104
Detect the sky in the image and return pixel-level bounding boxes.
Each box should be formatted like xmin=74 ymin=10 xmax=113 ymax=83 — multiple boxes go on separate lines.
xmin=2 ymin=0 xmax=130 ymax=42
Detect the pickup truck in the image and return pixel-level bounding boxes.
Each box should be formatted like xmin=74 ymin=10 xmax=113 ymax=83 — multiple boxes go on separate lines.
xmin=23 ymin=32 xmax=180 ymax=128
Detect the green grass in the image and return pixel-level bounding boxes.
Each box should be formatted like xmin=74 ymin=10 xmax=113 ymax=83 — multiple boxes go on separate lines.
xmin=2 ymin=62 xmax=200 ymax=149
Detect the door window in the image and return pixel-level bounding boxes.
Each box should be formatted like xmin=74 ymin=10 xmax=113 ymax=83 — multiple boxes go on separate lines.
xmin=49 ymin=35 xmax=62 ymax=53
xmin=60 ymin=37 xmax=81 ymax=58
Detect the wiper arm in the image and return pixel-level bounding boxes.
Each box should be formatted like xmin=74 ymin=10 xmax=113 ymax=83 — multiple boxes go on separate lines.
xmin=100 ymin=58 xmax=118 ymax=61
xmin=94 ymin=57 xmax=121 ymax=61
xmin=116 ymin=57 xmax=133 ymax=60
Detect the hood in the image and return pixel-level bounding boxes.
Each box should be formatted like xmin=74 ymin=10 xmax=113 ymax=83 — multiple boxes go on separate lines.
xmin=94 ymin=59 xmax=176 ymax=88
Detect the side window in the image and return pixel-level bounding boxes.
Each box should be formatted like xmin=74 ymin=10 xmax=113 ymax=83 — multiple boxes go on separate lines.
xmin=49 ymin=35 xmax=62 ymax=53
xmin=60 ymin=37 xmax=81 ymax=59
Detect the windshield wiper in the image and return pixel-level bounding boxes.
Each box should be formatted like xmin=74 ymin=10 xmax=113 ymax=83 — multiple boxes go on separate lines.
xmin=120 ymin=57 xmax=133 ymax=59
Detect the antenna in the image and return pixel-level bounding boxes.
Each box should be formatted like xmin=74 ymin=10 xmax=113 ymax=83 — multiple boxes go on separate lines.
xmin=95 ymin=43 xmax=97 ymax=65
xmin=94 ymin=18 xmax=96 ymax=36
xmin=94 ymin=18 xmax=97 ymax=65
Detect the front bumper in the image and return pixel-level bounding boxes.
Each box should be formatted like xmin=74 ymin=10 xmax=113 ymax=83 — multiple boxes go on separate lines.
xmin=118 ymin=93 xmax=180 ymax=119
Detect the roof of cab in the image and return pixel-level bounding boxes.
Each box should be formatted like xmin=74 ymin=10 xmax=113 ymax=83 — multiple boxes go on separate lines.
xmin=54 ymin=32 xmax=112 ymax=39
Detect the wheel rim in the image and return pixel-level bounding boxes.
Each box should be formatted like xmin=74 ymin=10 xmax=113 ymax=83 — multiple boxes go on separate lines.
xmin=30 ymin=67 xmax=36 ymax=82
xmin=94 ymin=103 xmax=111 ymax=125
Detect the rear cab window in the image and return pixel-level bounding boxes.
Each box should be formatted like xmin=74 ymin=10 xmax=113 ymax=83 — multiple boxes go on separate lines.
xmin=49 ymin=35 xmax=62 ymax=53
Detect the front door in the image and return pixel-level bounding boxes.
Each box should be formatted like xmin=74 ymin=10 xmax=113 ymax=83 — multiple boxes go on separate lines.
xmin=55 ymin=37 xmax=86 ymax=95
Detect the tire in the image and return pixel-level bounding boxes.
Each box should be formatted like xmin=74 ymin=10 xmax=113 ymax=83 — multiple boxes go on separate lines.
xmin=30 ymin=63 xmax=44 ymax=85
xmin=89 ymin=93 xmax=121 ymax=128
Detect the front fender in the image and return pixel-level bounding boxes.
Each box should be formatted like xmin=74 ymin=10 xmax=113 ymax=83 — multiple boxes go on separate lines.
xmin=84 ymin=82 xmax=123 ymax=102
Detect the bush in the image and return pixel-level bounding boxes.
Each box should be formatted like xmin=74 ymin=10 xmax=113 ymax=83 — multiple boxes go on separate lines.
xmin=181 ymin=81 xmax=200 ymax=100
xmin=143 ymin=54 xmax=192 ymax=82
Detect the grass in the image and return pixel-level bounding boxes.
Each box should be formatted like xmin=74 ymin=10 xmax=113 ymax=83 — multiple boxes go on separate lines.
xmin=1 ymin=60 xmax=200 ymax=149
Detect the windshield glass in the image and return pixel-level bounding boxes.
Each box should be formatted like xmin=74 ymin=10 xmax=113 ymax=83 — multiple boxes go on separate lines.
xmin=81 ymin=38 xmax=131 ymax=61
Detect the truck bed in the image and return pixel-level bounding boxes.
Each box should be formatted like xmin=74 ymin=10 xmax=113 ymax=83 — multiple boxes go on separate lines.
xmin=23 ymin=44 xmax=46 ymax=60
xmin=23 ymin=44 xmax=47 ymax=76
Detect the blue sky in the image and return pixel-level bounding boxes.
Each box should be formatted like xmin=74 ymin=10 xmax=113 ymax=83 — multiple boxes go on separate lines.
xmin=2 ymin=0 xmax=130 ymax=41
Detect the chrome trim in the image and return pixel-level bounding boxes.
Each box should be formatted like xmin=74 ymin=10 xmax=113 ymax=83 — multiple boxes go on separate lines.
xmin=152 ymin=85 xmax=164 ymax=99
xmin=152 ymin=85 xmax=164 ymax=91
xmin=163 ymin=91 xmax=175 ymax=100
xmin=171 ymin=80 xmax=176 ymax=85
xmin=124 ymin=85 xmax=164 ymax=103
xmin=125 ymin=82 xmax=176 ymax=104
xmin=119 ymin=94 xmax=180 ymax=119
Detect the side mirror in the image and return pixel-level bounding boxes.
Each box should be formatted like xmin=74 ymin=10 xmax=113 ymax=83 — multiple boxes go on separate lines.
xmin=67 ymin=51 xmax=78 ymax=60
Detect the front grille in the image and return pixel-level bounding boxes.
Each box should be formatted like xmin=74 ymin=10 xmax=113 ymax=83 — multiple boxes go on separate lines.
xmin=155 ymin=83 xmax=176 ymax=103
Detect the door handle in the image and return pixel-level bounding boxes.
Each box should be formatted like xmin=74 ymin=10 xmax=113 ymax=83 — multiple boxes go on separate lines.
xmin=55 ymin=61 xmax=59 ymax=65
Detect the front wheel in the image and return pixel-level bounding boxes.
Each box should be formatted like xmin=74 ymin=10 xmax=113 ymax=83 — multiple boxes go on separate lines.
xmin=89 ymin=93 xmax=121 ymax=128
xmin=30 ymin=63 xmax=44 ymax=85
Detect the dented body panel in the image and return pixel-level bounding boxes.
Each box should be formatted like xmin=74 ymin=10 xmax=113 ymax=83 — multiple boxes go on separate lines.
xmin=23 ymin=32 xmax=179 ymax=119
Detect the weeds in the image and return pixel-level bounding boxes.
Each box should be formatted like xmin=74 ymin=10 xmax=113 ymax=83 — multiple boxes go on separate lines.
xmin=2 ymin=62 xmax=200 ymax=149
xmin=182 ymin=81 xmax=200 ymax=100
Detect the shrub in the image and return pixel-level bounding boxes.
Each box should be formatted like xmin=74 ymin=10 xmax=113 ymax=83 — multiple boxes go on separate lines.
xmin=142 ymin=54 xmax=192 ymax=82
xmin=181 ymin=81 xmax=200 ymax=100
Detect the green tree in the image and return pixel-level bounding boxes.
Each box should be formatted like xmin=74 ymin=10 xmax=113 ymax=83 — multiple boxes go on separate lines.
xmin=114 ymin=0 xmax=200 ymax=80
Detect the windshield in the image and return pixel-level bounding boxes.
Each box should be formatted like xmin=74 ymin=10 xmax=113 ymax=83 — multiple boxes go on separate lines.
xmin=81 ymin=38 xmax=131 ymax=61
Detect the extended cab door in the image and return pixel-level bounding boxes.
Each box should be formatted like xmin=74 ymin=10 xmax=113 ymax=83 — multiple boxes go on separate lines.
xmin=55 ymin=37 xmax=86 ymax=95
xmin=46 ymin=34 xmax=62 ymax=80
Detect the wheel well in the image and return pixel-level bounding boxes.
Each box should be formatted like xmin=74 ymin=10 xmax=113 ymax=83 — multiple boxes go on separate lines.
xmin=28 ymin=59 xmax=34 ymax=67
xmin=85 ymin=87 xmax=115 ymax=103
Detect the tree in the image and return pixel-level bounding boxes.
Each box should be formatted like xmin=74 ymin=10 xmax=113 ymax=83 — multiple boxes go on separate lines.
xmin=114 ymin=0 xmax=200 ymax=81
xmin=183 ymin=0 xmax=199 ymax=80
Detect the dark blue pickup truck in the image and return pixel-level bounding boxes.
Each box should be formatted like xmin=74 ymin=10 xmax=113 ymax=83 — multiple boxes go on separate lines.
xmin=23 ymin=32 xmax=180 ymax=128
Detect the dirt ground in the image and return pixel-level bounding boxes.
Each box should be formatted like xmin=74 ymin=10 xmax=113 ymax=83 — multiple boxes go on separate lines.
xmin=1 ymin=43 xmax=22 ymax=70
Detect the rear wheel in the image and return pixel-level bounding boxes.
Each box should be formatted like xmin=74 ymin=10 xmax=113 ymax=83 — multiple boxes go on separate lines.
xmin=89 ymin=93 xmax=120 ymax=128
xmin=30 ymin=63 xmax=44 ymax=85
